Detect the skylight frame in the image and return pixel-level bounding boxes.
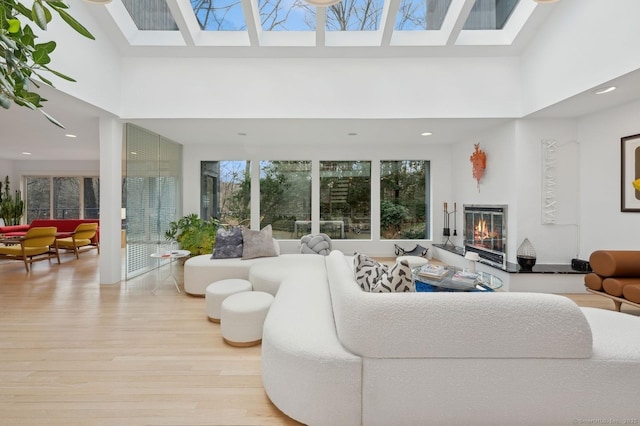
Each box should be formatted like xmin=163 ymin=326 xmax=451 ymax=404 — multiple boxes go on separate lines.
xmin=104 ymin=0 xmax=538 ymax=49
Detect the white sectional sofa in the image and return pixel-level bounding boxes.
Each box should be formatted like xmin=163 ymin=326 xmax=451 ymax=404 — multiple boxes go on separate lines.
xmin=186 ymin=249 xmax=640 ymax=425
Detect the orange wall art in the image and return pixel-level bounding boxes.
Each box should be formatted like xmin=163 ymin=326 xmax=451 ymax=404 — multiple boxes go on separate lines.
xmin=469 ymin=143 xmax=486 ymax=192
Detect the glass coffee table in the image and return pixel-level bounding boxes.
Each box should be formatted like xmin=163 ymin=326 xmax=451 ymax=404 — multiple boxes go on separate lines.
xmin=413 ymin=266 xmax=503 ymax=292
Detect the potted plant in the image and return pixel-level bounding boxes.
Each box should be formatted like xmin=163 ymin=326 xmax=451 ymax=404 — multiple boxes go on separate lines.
xmin=0 ymin=176 xmax=24 ymax=226
xmin=165 ymin=213 xmax=220 ymax=256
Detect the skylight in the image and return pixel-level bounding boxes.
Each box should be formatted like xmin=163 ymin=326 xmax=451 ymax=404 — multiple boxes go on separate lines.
xmin=108 ymin=0 xmax=538 ymax=48
xmin=394 ymin=0 xmax=452 ymax=31
xmin=192 ymin=0 xmax=247 ymax=31
xmin=122 ymin=0 xmax=178 ymax=31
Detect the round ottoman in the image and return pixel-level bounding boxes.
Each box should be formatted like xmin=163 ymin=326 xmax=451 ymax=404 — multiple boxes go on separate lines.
xmin=205 ymin=279 xmax=252 ymax=323
xmin=220 ymin=291 xmax=275 ymax=347
xmin=396 ymin=255 xmax=429 ymax=269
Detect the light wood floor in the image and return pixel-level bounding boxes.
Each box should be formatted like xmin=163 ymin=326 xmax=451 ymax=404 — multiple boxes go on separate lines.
xmin=0 ymin=254 xmax=638 ymax=426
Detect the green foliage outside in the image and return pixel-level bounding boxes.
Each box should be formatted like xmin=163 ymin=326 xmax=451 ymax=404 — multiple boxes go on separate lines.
xmin=165 ymin=213 xmax=220 ymax=256
xmin=0 ymin=0 xmax=94 ymax=127
xmin=0 ymin=175 xmax=24 ymax=226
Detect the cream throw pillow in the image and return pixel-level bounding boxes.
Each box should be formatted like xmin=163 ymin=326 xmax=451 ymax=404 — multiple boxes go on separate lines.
xmin=242 ymin=225 xmax=278 ymax=260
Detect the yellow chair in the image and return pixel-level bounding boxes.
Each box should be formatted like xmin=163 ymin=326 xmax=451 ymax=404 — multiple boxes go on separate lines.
xmin=0 ymin=227 xmax=60 ymax=272
xmin=55 ymin=222 xmax=99 ymax=259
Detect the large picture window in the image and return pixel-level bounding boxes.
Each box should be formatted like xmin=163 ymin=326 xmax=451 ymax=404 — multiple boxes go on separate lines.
xmin=25 ymin=176 xmax=100 ymax=223
xmin=320 ymin=161 xmax=371 ymax=240
xmin=380 ymin=160 xmax=430 ymax=239
xmin=260 ymin=161 xmax=311 ymax=239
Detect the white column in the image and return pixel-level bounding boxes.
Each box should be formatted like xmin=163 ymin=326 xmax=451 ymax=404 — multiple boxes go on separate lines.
xmin=99 ymin=118 xmax=123 ymax=285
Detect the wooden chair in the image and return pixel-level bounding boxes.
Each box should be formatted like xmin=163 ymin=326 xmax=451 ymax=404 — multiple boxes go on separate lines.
xmin=55 ymin=222 xmax=99 ymax=259
xmin=0 ymin=227 xmax=60 ymax=272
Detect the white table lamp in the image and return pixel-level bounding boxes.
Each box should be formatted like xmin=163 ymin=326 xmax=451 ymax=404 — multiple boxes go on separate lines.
xmin=464 ymin=251 xmax=480 ymax=273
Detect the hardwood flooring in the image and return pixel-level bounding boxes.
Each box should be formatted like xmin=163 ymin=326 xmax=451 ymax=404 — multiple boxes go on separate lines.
xmin=0 ymin=254 xmax=637 ymax=425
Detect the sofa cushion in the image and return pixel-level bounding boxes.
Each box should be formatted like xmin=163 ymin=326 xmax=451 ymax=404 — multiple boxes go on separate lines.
xmin=602 ymin=277 xmax=640 ymax=297
xmin=371 ymin=259 xmax=415 ymax=293
xmin=589 ymin=250 xmax=640 ymax=277
xmin=242 ymin=225 xmax=278 ymax=260
xmin=622 ymin=284 xmax=640 ymax=304
xmin=353 ymin=253 xmax=388 ymax=291
xmin=300 ymin=233 xmax=332 ymax=255
xmin=584 ymin=273 xmax=604 ymax=291
xmin=353 ymin=253 xmax=414 ymax=293
xmin=212 ymin=227 xmax=243 ymax=259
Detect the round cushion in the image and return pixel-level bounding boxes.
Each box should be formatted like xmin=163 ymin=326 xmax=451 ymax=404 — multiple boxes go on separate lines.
xmin=220 ymin=291 xmax=274 ymax=347
xmin=589 ymin=250 xmax=640 ymax=277
xmin=622 ymin=284 xmax=640 ymax=304
xmin=205 ymin=279 xmax=252 ymax=323
xmin=396 ymin=255 xmax=429 ymax=269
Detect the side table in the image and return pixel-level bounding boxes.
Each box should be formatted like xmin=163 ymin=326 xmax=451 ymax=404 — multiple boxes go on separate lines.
xmin=150 ymin=249 xmax=190 ymax=293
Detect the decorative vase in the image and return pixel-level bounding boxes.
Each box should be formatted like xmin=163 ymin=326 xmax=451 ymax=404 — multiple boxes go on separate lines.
xmin=517 ymin=238 xmax=536 ymax=271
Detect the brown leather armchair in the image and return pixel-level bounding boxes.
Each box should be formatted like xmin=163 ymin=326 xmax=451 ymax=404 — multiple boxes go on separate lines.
xmin=584 ymin=250 xmax=640 ymax=311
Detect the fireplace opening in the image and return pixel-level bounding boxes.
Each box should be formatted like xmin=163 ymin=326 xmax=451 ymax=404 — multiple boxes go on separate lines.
xmin=463 ymin=205 xmax=507 ymax=268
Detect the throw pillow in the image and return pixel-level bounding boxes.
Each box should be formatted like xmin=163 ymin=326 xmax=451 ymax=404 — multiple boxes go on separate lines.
xmin=211 ymin=227 xmax=243 ymax=259
xmin=370 ymin=259 xmax=415 ymax=293
xmin=353 ymin=253 xmax=388 ymax=292
xmin=242 ymin=225 xmax=278 ymax=260
xmin=300 ymin=233 xmax=332 ymax=255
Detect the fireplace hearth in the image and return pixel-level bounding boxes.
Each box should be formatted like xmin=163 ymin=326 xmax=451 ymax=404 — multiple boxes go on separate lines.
xmin=463 ymin=205 xmax=507 ymax=269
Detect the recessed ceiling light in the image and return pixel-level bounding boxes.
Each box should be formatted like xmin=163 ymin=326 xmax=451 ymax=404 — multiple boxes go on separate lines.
xmin=348 ymin=132 xmax=358 ymax=136
xmin=65 ymin=134 xmax=77 ymax=138
xmin=237 ymin=132 xmax=247 ymax=136
xmin=421 ymin=132 xmax=433 ymax=136
xmin=130 ymin=151 xmax=137 ymax=155
xmin=593 ymin=86 xmax=616 ymax=95
xmin=21 ymin=152 xmax=32 ymax=155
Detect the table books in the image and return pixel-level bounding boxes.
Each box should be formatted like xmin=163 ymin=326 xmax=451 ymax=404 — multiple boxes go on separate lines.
xmin=417 ymin=264 xmax=448 ymax=281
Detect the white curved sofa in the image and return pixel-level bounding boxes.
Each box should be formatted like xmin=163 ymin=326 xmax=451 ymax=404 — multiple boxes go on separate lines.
xmin=188 ymin=249 xmax=640 ymax=425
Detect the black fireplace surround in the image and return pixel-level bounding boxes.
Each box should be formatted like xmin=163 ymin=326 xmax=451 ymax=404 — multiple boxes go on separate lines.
xmin=463 ymin=204 xmax=507 ymax=269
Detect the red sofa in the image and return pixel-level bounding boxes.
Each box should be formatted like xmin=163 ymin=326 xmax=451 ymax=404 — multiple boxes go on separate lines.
xmin=0 ymin=219 xmax=99 ymax=242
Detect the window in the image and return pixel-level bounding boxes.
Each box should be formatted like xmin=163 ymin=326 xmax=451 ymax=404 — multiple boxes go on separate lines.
xmin=200 ymin=161 xmax=250 ymax=225
xmin=260 ymin=161 xmax=312 ymax=239
xmin=320 ymin=161 xmax=371 ymax=240
xmin=25 ymin=176 xmax=99 ymax=223
xmin=380 ymin=160 xmax=430 ymax=239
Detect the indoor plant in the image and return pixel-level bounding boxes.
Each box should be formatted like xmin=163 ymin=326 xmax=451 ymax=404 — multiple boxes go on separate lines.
xmin=0 ymin=175 xmax=24 ymax=226
xmin=165 ymin=214 xmax=220 ymax=256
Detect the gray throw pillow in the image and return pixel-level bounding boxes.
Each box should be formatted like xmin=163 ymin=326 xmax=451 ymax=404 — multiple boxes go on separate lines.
xmin=242 ymin=225 xmax=278 ymax=260
xmin=212 ymin=227 xmax=243 ymax=259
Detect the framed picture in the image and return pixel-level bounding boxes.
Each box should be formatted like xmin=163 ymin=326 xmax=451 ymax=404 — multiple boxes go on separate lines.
xmin=621 ymin=133 xmax=640 ymax=212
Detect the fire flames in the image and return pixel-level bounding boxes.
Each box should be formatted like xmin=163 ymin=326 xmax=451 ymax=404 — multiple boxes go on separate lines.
xmin=474 ymin=218 xmax=497 ymax=241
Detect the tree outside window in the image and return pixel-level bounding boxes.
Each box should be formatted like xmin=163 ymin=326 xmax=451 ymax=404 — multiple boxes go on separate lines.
xmin=259 ymin=161 xmax=311 ymax=239
xmin=320 ymin=161 xmax=371 ymax=240
xmin=380 ymin=160 xmax=430 ymax=239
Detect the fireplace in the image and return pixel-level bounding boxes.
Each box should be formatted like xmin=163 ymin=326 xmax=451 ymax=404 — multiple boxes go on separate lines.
xmin=463 ymin=205 xmax=507 ymax=269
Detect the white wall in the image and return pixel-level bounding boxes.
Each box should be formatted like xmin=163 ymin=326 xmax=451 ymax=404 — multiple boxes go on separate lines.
xmin=521 ymin=0 xmax=640 ymax=115
xmin=449 ymin=119 xmax=583 ymax=265
xmin=577 ymin=98 xmax=640 ymax=255
xmin=182 ymin=140 xmax=452 ymax=256
xmin=120 ymin=57 xmax=521 ymax=120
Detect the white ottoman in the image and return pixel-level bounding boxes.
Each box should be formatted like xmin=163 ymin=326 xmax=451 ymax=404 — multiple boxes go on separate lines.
xmin=396 ymin=255 xmax=429 ymax=269
xmin=220 ymin=291 xmax=275 ymax=347
xmin=205 ymin=279 xmax=253 ymax=323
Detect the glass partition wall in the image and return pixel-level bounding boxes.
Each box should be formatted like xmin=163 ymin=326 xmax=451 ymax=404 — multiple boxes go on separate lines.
xmin=123 ymin=124 xmax=182 ymax=279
